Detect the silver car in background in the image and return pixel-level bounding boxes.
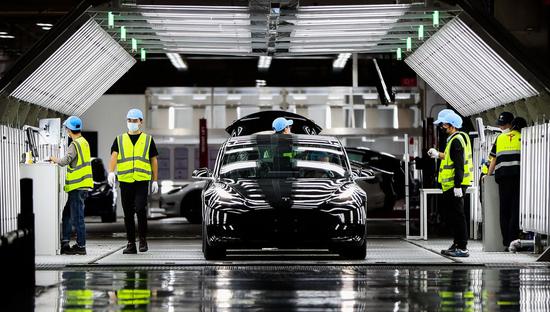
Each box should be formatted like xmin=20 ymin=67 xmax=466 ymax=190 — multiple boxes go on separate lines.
xmin=159 ymin=180 xmax=205 ymax=224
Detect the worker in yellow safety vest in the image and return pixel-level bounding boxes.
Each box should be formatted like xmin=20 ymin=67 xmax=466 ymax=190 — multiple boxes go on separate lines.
xmin=486 ymin=112 xmax=525 ymax=251
xmin=108 ymin=108 xmax=159 ymax=254
xmin=428 ymin=110 xmax=472 ymax=257
xmin=50 ymin=116 xmax=93 ymax=255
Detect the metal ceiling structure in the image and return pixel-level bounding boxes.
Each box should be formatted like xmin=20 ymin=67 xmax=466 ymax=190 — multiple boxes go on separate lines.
xmin=89 ymin=2 xmax=460 ymax=56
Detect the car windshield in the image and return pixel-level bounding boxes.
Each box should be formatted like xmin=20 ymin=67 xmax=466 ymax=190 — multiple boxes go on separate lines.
xmin=219 ymin=142 xmax=348 ymax=179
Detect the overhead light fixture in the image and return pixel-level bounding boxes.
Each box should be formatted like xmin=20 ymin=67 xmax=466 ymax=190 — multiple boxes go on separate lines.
xmin=328 ymin=94 xmax=345 ymax=101
xmin=258 ymin=56 xmax=272 ymax=69
xmin=227 ymin=94 xmax=242 ymax=101
xmin=406 ymin=37 xmax=412 ymax=52
xmin=9 ymin=18 xmax=135 ymax=116
xmin=396 ymin=48 xmax=402 ymax=60
xmin=259 ymin=94 xmax=273 ymax=101
xmin=193 ymin=94 xmax=208 ymax=101
xmin=41 ymin=27 xmax=52 ymax=31
xmin=108 ymin=12 xmax=114 ymax=28
xmin=405 ymin=16 xmax=539 ymax=116
xmin=418 ymin=25 xmax=424 ymax=40
xmin=166 ymin=53 xmax=187 ymax=70
xmin=256 ymin=79 xmax=267 ymax=87
xmin=141 ymin=48 xmax=146 ymax=61
xmin=0 ymin=35 xmax=14 ymax=39
xmin=0 ymin=31 xmax=7 ymax=35
xmin=36 ymin=23 xmax=53 ymax=27
xmin=131 ymin=38 xmax=137 ymax=52
xmin=168 ymin=107 xmax=175 ymax=130
xmin=120 ymin=26 xmax=127 ymax=41
xmin=362 ymin=93 xmax=378 ymax=100
xmin=157 ymin=95 xmax=174 ymax=100
xmin=292 ymin=94 xmax=307 ymax=101
xmin=333 ymin=53 xmax=351 ymax=69
xmin=433 ymin=11 xmax=440 ymax=28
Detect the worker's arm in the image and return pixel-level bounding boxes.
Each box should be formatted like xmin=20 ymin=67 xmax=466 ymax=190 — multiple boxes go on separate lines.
xmin=438 ymin=152 xmax=445 ymax=160
xmin=151 ymin=156 xmax=158 ymax=181
xmin=51 ymin=143 xmax=76 ymax=167
xmin=488 ymin=157 xmax=497 ymax=176
xmin=487 ymin=140 xmax=497 ymax=176
xmin=450 ymin=139 xmax=465 ymax=188
xmin=109 ymin=151 xmax=118 ymax=173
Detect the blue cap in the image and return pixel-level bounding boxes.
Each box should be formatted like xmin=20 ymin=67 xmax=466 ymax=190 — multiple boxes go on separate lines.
xmin=63 ymin=116 xmax=82 ymax=131
xmin=127 ymin=108 xmax=144 ymax=120
xmin=434 ymin=111 xmax=462 ymax=129
xmin=272 ymin=117 xmax=293 ymax=132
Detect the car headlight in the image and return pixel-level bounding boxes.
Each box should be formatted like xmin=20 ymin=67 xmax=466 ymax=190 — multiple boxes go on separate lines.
xmin=215 ymin=187 xmax=233 ymax=199
xmin=337 ymin=186 xmax=356 ymax=200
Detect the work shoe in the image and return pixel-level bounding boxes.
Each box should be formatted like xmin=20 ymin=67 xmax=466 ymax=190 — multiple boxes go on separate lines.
xmin=123 ymin=242 xmax=137 ymax=254
xmin=443 ymin=249 xmax=469 ymax=257
xmin=139 ymin=238 xmax=148 ymax=252
xmin=67 ymin=245 xmax=87 ymax=255
xmin=60 ymin=243 xmax=72 ymax=255
xmin=441 ymin=243 xmax=457 ymax=254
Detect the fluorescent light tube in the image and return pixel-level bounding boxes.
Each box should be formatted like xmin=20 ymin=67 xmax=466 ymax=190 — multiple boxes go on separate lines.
xmin=166 ymin=53 xmax=187 ymax=69
xmin=258 ymin=56 xmax=272 ymax=69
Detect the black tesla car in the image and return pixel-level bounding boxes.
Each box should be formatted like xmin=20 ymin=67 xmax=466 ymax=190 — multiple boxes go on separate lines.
xmin=195 ymin=111 xmax=367 ymax=260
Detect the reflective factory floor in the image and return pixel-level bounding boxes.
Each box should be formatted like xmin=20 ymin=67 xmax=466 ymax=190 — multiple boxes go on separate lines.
xmin=35 ymin=266 xmax=550 ymax=311
xmin=28 ymin=218 xmax=550 ymax=311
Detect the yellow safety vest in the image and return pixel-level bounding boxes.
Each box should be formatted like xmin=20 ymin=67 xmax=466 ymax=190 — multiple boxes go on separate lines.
xmin=438 ymin=133 xmax=473 ymax=192
xmin=64 ymin=137 xmax=93 ymax=192
xmin=495 ymin=130 xmax=521 ymax=178
xmin=117 ymin=289 xmax=151 ymax=305
xmin=116 ymin=133 xmax=152 ymax=183
xmin=459 ymin=131 xmax=474 ymax=178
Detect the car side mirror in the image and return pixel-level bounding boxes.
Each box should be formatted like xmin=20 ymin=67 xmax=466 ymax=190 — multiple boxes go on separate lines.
xmin=192 ymin=168 xmax=213 ymax=180
xmin=352 ymin=168 xmax=375 ymax=182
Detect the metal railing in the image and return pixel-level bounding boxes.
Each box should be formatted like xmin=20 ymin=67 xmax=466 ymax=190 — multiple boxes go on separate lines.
xmin=472 ymin=133 xmax=499 ymax=226
xmin=520 ymin=123 xmax=550 ymax=235
xmin=0 ymin=125 xmax=24 ymax=236
xmin=0 ymin=125 xmax=63 ymax=236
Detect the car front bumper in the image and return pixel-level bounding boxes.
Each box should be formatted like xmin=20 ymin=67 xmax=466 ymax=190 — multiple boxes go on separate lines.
xmin=205 ymin=208 xmax=366 ymax=249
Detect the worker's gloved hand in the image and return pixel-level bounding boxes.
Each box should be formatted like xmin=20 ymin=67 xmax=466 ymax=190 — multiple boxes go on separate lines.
xmin=453 ymin=188 xmax=463 ymax=198
xmin=151 ymin=181 xmax=159 ymax=194
xmin=107 ymin=172 xmax=116 ymax=187
xmin=427 ymin=148 xmax=439 ymax=159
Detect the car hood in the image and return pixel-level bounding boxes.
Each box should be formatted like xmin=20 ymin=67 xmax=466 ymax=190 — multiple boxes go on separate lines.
xmin=220 ymin=178 xmax=356 ymax=209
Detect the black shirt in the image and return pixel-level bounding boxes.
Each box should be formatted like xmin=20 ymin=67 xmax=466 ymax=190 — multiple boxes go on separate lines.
xmin=448 ymin=132 xmax=465 ymax=188
xmin=111 ymin=133 xmax=159 ymax=158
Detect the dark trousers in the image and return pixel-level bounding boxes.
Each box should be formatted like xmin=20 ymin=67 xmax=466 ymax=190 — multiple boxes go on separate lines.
xmin=61 ymin=190 xmax=88 ymax=247
xmin=120 ymin=181 xmax=149 ymax=243
xmin=441 ymin=186 xmax=468 ymax=249
xmin=497 ymin=177 xmax=520 ymax=247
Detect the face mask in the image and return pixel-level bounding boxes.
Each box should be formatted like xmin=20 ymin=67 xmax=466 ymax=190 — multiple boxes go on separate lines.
xmin=127 ymin=122 xmax=139 ymax=132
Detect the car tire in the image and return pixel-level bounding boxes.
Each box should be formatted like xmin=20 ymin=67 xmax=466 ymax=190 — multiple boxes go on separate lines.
xmin=101 ymin=209 xmax=116 ymax=223
xmin=202 ymin=222 xmax=226 ymax=260
xmin=183 ymin=192 xmax=202 ymax=224
xmin=338 ymin=238 xmax=367 ymax=260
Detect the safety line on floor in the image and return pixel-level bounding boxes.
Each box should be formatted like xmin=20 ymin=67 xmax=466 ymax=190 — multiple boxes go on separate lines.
xmin=85 ymin=244 xmax=126 ymax=265
xmin=402 ymin=238 xmax=462 ymax=264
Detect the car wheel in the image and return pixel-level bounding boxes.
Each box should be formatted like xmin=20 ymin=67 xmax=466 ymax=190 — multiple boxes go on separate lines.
xmin=338 ymin=238 xmax=367 ymax=260
xmin=183 ymin=191 xmax=202 ymax=224
xmin=202 ymin=222 xmax=226 ymax=260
